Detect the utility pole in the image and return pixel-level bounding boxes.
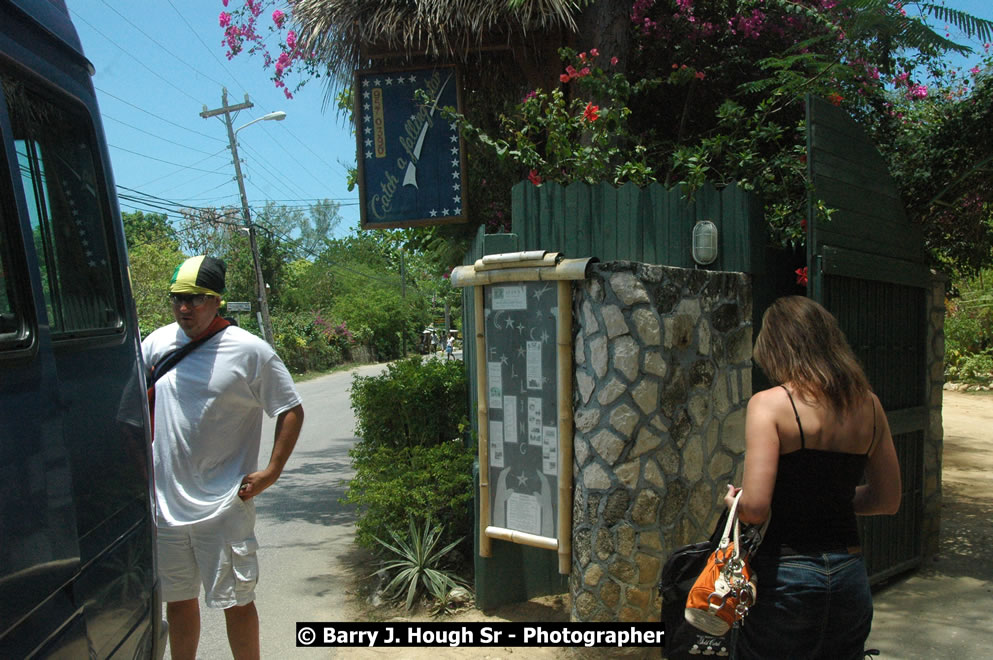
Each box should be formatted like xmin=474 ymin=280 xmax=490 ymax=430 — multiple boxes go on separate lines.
xmin=200 ymin=88 xmax=275 ymax=346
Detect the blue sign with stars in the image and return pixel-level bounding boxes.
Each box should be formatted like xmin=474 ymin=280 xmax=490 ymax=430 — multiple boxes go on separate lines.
xmin=354 ymin=66 xmax=468 ymax=229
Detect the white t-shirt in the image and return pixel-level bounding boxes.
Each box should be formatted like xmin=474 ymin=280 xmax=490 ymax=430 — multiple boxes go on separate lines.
xmin=142 ymin=322 xmax=302 ymax=525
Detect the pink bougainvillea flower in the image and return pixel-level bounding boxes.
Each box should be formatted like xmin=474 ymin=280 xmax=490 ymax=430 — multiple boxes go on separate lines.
xmin=528 ymin=169 xmax=543 ymax=186
xmin=590 ymin=48 xmax=599 ymax=57
xmin=286 ymin=30 xmax=297 ymax=50
xmin=795 ymin=266 xmax=809 ymax=286
xmin=222 ymin=0 xmax=229 ymax=5
xmin=560 ymin=73 xmax=571 ymax=83
xmin=583 ymin=102 xmax=600 ymax=122
xmin=579 ymin=67 xmax=591 ymax=77
xmin=695 ymin=70 xmax=706 ymax=80
xmin=828 ymin=92 xmax=844 ymax=106
xmin=219 ymin=11 xmax=231 ymax=27
xmin=970 ymin=66 xmax=980 ymax=75
xmin=610 ymin=56 xmax=619 ymax=66
xmin=272 ymin=9 xmax=286 ymax=27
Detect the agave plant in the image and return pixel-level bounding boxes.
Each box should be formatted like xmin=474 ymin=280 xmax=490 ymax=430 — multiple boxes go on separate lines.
xmin=373 ymin=518 xmax=470 ymax=611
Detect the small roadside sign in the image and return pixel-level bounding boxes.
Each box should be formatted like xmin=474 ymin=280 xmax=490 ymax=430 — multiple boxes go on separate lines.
xmin=227 ymin=302 xmax=251 ymax=312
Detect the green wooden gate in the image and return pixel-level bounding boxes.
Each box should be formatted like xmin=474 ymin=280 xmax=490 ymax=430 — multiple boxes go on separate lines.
xmin=806 ymin=95 xmax=929 ymax=582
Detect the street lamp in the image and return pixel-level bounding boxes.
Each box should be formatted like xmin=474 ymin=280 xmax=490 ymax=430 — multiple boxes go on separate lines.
xmin=228 ymin=109 xmax=285 ymax=346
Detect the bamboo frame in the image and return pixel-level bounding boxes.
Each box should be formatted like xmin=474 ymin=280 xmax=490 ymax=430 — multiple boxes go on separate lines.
xmin=474 ymin=285 xmax=491 ymax=558
xmin=556 ymin=279 xmax=573 ymax=575
xmin=454 ymin=252 xmax=591 ymax=574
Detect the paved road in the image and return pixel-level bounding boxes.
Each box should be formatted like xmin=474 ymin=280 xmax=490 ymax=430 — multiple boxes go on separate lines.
xmin=170 ymin=362 xmax=388 ymax=659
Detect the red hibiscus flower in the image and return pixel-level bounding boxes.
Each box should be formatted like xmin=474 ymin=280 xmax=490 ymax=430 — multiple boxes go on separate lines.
xmin=795 ymin=266 xmax=809 ymax=286
xmin=583 ymin=102 xmax=600 ymax=122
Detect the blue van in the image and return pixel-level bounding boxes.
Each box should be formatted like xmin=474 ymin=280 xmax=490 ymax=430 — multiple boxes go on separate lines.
xmin=0 ymin=0 xmax=164 ymax=657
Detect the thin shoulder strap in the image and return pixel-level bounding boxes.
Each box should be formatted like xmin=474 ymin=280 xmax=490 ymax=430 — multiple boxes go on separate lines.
xmin=865 ymin=395 xmax=879 ymax=456
xmin=781 ymin=385 xmax=806 ymax=448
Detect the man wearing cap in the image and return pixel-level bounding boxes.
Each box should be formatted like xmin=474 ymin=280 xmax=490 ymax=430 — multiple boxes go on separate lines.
xmin=142 ymin=255 xmax=304 ymax=660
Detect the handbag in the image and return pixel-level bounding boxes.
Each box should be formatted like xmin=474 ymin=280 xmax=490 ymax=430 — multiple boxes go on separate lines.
xmin=660 ymin=508 xmax=732 ymax=659
xmin=684 ymin=491 xmax=769 ymax=636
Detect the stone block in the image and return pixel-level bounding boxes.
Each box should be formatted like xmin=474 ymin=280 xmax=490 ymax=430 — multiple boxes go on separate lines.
xmin=608 ymin=558 xmax=637 ymax=583
xmin=615 ymin=459 xmax=641 ymax=489
xmin=582 ymin=300 xmax=599 ymax=334
xmin=683 ymin=433 xmax=704 ymax=482
xmin=664 ymin=314 xmax=695 ymax=350
xmin=584 ymin=562 xmax=604 ymax=587
xmin=598 ymin=421 xmax=629 ymax=459
xmin=596 ymin=527 xmax=614 ymax=559
xmin=635 ymin=552 xmax=662 ymax=585
xmin=590 ymin=336 xmax=608 ymax=379
xmin=577 ymin=370 xmax=595 ymax=404
xmin=575 ymin=333 xmax=585 ymax=366
xmin=574 ymin=407 xmax=601 ymax=433
xmin=616 ymin=523 xmax=637 ymax=557
xmin=632 ymin=489 xmax=661 ymax=526
xmin=600 ymin=579 xmax=621 ymax=608
xmin=603 ymin=488 xmax=631 ymax=526
xmin=603 ymin=305 xmax=630 ymax=339
xmin=611 ymin=271 xmax=652 ymax=306
xmin=613 ymin=336 xmax=641 ymax=382
xmin=631 ymin=426 xmax=662 ymax=458
xmin=643 ymin=350 xmax=668 ymax=378
xmin=583 ymin=462 xmax=612 ymax=490
xmin=633 ymin=308 xmax=661 ymax=346
xmin=632 ymin=379 xmax=659 ymax=415
xmin=597 ymin=377 xmax=627 ymax=406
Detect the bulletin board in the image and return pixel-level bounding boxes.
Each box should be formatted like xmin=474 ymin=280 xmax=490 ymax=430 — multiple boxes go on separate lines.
xmin=482 ymin=282 xmax=561 ymax=541
xmin=451 ymin=251 xmax=592 ymax=576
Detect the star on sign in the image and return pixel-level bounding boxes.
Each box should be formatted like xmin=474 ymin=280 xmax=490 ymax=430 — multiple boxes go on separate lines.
xmin=362 ymin=79 xmax=370 ymax=88
xmin=442 ymin=208 xmax=450 ymax=215
xmin=363 ymin=90 xmax=370 ymax=98
xmin=505 ymin=317 xmax=516 ymax=329
xmin=516 ymin=472 xmax=529 ymax=487
xmin=365 ymin=138 xmax=372 ymax=147
xmin=373 ymin=78 xmax=381 ymax=86
xmin=408 ymin=74 xmax=416 ymax=83
xmin=430 ymin=209 xmax=438 ymax=217
xmin=450 ymin=134 xmax=458 ymax=142
xmin=500 ymin=355 xmax=509 ymax=365
xmin=385 ymin=77 xmax=393 ymax=85
xmin=450 ymin=147 xmax=458 ymax=155
xmin=453 ymin=195 xmax=462 ymax=205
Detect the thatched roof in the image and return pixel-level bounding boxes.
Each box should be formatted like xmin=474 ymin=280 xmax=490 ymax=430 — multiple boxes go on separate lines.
xmin=291 ymin=0 xmax=581 ymax=88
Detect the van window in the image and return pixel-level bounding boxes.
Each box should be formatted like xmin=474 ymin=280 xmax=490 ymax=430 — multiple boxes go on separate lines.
xmin=0 ymin=214 xmax=19 ymax=337
xmin=3 ymin=73 xmax=120 ymax=336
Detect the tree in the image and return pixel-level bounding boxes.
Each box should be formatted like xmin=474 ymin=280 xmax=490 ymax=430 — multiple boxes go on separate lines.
xmin=121 ymin=211 xmax=185 ymax=336
xmin=219 ymin=0 xmax=993 ymax=274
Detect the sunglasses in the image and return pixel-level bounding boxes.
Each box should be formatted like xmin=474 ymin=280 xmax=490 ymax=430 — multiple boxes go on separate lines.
xmin=169 ymin=293 xmax=215 ymax=307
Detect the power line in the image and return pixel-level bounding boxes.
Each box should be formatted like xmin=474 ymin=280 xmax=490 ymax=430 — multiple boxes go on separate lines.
xmin=98 ymin=0 xmax=230 ymax=90
xmin=108 ymin=144 xmax=230 ymax=175
xmin=68 ymin=8 xmax=204 ymax=105
xmin=103 ymin=114 xmax=222 ymax=156
xmin=96 ymin=86 xmax=226 ymax=143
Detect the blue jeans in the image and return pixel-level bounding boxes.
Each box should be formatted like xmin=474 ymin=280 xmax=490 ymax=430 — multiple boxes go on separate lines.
xmin=733 ymin=552 xmax=872 ymax=660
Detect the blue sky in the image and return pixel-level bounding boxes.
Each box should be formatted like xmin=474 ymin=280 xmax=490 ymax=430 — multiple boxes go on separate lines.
xmin=70 ymin=1 xmax=991 ymax=242
xmin=71 ymin=1 xmax=361 ymax=237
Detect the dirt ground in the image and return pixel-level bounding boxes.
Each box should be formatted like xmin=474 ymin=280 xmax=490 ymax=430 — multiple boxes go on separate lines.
xmin=341 ymin=389 xmax=993 ymax=660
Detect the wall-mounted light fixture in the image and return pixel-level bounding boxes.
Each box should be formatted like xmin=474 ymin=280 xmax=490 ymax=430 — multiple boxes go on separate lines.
xmin=692 ymin=220 xmax=719 ymax=266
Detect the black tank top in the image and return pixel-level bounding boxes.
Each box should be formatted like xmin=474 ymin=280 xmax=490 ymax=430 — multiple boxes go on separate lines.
xmin=758 ymin=386 xmax=876 ymax=555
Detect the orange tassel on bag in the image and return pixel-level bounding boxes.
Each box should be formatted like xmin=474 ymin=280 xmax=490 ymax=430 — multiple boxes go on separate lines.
xmin=684 ymin=491 xmax=767 ymax=636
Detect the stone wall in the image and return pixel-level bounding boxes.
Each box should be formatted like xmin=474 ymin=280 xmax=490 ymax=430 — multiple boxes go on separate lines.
xmin=923 ymin=274 xmax=947 ymax=557
xmin=569 ymin=262 xmax=753 ymax=623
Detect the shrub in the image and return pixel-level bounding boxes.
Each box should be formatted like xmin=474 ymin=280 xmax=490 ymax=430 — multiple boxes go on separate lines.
xmin=346 ymin=440 xmax=474 ymax=556
xmin=271 ymin=310 xmax=352 ymax=374
xmin=350 ymin=357 xmax=467 ymax=450
xmin=346 ymin=356 xmax=472 ymax=555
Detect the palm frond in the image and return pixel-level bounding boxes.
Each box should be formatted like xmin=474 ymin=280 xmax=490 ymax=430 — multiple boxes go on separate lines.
xmin=921 ymin=4 xmax=993 ymax=43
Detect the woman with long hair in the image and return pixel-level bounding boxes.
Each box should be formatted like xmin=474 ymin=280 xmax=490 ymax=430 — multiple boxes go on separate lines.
xmin=727 ymin=296 xmax=901 ymax=659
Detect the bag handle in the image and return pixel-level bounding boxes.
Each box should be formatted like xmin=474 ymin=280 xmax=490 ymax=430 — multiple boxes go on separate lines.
xmin=721 ymin=490 xmax=770 ymax=563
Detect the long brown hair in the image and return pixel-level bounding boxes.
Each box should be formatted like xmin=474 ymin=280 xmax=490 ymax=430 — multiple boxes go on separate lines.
xmin=753 ymin=296 xmax=870 ymax=415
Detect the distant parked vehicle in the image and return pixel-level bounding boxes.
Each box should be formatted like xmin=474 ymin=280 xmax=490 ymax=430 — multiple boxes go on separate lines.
xmin=0 ymin=0 xmax=164 ymax=657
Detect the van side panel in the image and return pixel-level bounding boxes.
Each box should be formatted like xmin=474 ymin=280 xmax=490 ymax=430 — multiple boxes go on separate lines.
xmin=0 ymin=1 xmax=161 ymax=657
